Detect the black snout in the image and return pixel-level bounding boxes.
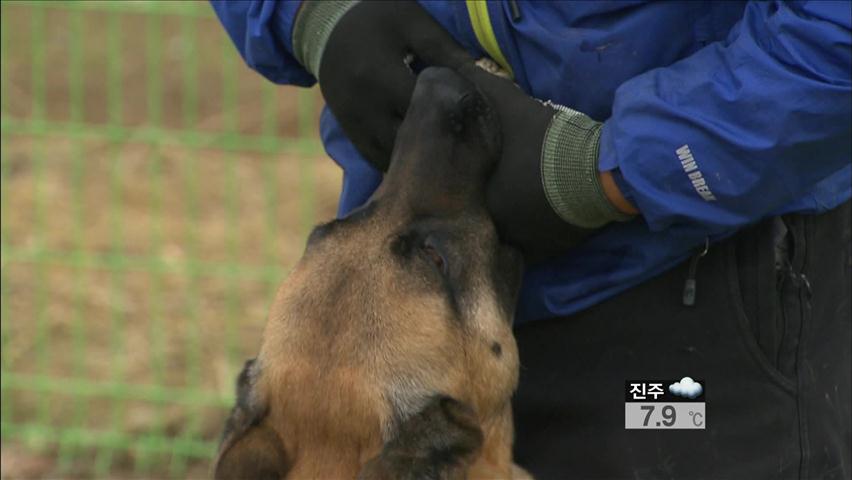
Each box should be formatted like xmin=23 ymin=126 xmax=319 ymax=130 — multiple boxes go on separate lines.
xmin=379 ymin=67 xmax=501 ymax=215
xmin=410 ymin=67 xmax=501 ymax=164
xmin=370 ymin=67 xmax=524 ymax=321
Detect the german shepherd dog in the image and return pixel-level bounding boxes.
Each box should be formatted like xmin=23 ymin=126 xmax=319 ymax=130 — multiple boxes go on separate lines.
xmin=214 ymin=66 xmax=528 ymax=479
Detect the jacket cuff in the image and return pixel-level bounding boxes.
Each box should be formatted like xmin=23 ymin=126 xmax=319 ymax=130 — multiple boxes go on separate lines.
xmin=292 ymin=0 xmax=359 ymax=80
xmin=541 ymin=109 xmax=633 ymax=229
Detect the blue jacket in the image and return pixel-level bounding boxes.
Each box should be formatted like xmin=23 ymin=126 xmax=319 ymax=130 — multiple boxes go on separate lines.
xmin=212 ymin=0 xmax=851 ymax=324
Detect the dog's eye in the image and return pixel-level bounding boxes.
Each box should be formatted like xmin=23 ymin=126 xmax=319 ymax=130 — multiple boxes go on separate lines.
xmin=420 ymin=234 xmax=449 ymax=275
xmin=421 ymin=240 xmax=448 ymax=275
xmin=391 ymin=230 xmax=450 ymax=277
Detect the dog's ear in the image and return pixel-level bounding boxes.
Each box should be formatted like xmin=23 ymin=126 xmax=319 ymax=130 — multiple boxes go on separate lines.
xmin=357 ymin=395 xmax=483 ymax=480
xmin=214 ymin=359 xmax=289 ymax=480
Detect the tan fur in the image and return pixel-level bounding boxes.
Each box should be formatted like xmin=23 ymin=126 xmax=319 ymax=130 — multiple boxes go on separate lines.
xmin=214 ymin=206 xmax=523 ymax=478
xmin=215 ymin=65 xmax=526 ymax=479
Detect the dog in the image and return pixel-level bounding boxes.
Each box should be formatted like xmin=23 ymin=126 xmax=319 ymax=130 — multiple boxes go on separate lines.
xmin=214 ymin=66 xmax=528 ymax=479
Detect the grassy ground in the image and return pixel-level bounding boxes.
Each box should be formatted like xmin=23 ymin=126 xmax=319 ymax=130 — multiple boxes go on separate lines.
xmin=1 ymin=2 xmax=343 ymax=478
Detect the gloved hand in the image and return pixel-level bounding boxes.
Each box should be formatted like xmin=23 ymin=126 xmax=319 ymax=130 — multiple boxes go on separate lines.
xmin=459 ymin=64 xmax=636 ymax=261
xmin=292 ymin=0 xmax=473 ymax=171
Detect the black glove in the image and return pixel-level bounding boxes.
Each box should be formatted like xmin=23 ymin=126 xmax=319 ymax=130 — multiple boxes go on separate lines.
xmin=459 ymin=64 xmax=634 ymax=262
xmin=292 ymin=0 xmax=473 ymax=171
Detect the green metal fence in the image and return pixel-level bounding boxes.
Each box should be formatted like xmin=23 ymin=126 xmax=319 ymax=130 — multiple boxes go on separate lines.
xmin=1 ymin=1 xmax=332 ymax=477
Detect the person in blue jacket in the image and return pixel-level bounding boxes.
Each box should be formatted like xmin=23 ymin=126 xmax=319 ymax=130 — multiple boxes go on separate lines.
xmin=212 ymin=1 xmax=851 ymax=477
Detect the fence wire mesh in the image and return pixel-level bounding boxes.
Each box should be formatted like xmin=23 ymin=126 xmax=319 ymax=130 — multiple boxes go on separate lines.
xmin=1 ymin=1 xmax=339 ymax=477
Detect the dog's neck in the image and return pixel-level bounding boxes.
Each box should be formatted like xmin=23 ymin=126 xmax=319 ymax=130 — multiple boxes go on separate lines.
xmin=259 ymin=366 xmax=516 ymax=477
xmin=261 ymin=365 xmax=385 ymax=475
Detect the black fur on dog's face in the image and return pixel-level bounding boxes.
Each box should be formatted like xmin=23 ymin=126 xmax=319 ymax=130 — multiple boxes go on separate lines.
xmin=214 ymin=67 xmax=523 ymax=479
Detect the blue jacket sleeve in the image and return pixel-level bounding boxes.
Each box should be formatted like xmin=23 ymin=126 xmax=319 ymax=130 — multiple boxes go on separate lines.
xmin=210 ymin=0 xmax=315 ymax=87
xmin=598 ymin=1 xmax=851 ymax=233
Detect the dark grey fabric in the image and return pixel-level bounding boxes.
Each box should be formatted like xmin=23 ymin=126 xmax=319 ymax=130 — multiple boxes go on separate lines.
xmin=512 ymin=201 xmax=851 ymax=479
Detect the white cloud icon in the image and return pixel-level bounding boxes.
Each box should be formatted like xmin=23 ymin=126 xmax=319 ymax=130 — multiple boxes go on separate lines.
xmin=669 ymin=377 xmax=703 ymax=399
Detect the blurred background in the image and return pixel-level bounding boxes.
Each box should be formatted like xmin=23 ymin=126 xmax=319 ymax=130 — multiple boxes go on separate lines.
xmin=1 ymin=1 xmax=342 ymax=477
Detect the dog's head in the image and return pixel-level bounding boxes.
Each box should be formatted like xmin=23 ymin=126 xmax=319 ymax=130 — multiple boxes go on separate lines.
xmin=215 ymin=67 xmax=523 ymax=479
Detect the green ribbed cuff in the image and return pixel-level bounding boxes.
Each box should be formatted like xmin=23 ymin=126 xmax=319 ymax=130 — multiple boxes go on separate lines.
xmin=541 ymin=109 xmax=632 ymax=229
xmin=292 ymin=0 xmax=359 ymax=80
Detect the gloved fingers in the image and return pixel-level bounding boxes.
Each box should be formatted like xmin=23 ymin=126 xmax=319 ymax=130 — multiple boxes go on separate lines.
xmin=347 ymin=133 xmax=388 ymax=173
xmin=485 ymin=176 xmax=543 ymax=253
xmin=322 ymin=47 xmax=413 ymax=170
xmin=344 ymin=107 xmax=403 ymax=172
xmin=486 ymin=177 xmax=592 ymax=262
xmin=371 ymin=113 xmax=404 ymax=171
xmin=358 ymin=65 xmax=413 ymax=169
xmin=382 ymin=60 xmax=417 ymax=117
xmin=458 ymin=63 xmax=523 ymax=110
xmin=460 ymin=63 xmax=558 ymax=145
xmin=401 ymin=5 xmax=474 ymax=71
xmin=410 ymin=32 xmax=475 ymax=72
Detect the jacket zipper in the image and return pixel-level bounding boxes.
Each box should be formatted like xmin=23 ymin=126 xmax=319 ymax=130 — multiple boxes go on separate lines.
xmin=682 ymin=238 xmax=710 ymax=306
xmin=508 ymin=0 xmax=521 ymax=21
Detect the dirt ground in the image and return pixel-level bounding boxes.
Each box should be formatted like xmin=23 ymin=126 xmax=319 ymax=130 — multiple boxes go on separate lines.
xmin=1 ymin=3 xmax=344 ymax=478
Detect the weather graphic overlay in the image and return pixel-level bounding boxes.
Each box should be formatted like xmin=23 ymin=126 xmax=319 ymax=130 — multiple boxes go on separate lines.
xmin=625 ymin=377 xmax=706 ymax=429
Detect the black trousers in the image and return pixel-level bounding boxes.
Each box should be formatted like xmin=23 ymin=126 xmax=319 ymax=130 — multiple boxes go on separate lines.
xmin=512 ymin=201 xmax=851 ymax=479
